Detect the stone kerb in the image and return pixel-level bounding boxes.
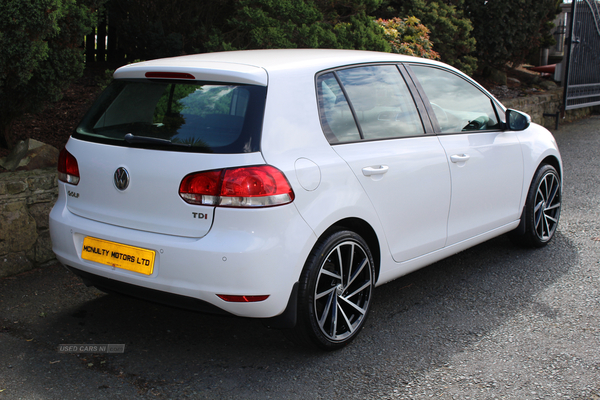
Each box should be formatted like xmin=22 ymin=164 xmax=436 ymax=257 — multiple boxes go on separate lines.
xmin=0 ymin=168 xmax=58 ymax=277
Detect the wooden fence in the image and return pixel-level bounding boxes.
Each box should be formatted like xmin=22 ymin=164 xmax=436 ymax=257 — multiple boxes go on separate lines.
xmin=84 ymin=4 xmax=124 ymax=64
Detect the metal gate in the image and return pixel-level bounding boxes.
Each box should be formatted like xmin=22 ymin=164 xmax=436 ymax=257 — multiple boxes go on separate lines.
xmin=563 ymin=0 xmax=600 ymax=111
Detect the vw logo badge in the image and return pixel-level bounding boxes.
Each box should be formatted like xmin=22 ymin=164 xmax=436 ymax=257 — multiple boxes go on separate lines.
xmin=114 ymin=167 xmax=130 ymax=191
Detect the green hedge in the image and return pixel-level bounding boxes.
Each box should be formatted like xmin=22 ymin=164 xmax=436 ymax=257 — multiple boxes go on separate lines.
xmin=0 ymin=0 xmax=104 ymax=149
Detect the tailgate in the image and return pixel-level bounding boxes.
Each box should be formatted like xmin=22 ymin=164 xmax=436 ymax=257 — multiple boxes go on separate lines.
xmin=64 ymin=138 xmax=266 ymax=238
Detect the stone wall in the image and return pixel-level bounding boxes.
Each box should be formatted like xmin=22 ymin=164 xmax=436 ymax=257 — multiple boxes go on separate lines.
xmin=0 ymin=168 xmax=58 ymax=278
xmin=501 ymin=89 xmax=600 ymax=129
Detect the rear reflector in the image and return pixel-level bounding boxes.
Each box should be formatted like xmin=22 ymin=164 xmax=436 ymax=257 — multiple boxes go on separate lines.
xmin=145 ymin=72 xmax=196 ymax=80
xmin=57 ymin=148 xmax=80 ymax=185
xmin=217 ymin=294 xmax=270 ymax=303
xmin=179 ymin=166 xmax=295 ymax=208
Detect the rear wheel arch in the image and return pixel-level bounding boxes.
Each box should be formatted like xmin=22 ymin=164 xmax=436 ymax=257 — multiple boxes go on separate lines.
xmin=320 ymin=218 xmax=381 ymax=281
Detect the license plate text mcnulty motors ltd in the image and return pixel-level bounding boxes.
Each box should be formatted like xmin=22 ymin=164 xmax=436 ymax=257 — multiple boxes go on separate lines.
xmin=81 ymin=236 xmax=156 ymax=275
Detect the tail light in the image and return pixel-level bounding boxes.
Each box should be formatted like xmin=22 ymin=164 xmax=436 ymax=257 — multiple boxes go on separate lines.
xmin=179 ymin=165 xmax=295 ymax=208
xmin=57 ymin=148 xmax=80 ymax=185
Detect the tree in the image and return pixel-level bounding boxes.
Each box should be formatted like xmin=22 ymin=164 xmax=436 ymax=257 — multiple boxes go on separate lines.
xmin=107 ymin=0 xmax=449 ymax=63
xmin=0 ymin=0 xmax=104 ymax=150
xmin=462 ymin=0 xmax=561 ymax=71
xmin=107 ymin=0 xmax=230 ymax=59
xmin=204 ymin=0 xmax=390 ymax=52
xmin=376 ymin=0 xmax=477 ymax=75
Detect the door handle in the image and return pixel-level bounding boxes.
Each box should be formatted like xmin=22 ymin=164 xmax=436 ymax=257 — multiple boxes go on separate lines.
xmin=362 ymin=165 xmax=389 ymax=176
xmin=450 ymin=154 xmax=470 ymax=163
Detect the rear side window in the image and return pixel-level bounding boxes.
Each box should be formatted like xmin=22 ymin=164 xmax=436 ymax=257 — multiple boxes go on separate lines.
xmin=317 ymin=65 xmax=424 ymax=144
xmin=75 ymin=80 xmax=266 ymax=153
xmin=337 ymin=66 xmax=424 ymax=140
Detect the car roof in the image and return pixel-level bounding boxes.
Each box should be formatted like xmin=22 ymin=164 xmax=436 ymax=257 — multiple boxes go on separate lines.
xmin=113 ymin=49 xmax=448 ymax=86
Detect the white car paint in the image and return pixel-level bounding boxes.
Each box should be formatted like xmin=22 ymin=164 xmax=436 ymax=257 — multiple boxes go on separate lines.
xmin=49 ymin=49 xmax=562 ymax=325
xmin=333 ymin=137 xmax=451 ymax=262
xmin=438 ymin=130 xmax=524 ymax=245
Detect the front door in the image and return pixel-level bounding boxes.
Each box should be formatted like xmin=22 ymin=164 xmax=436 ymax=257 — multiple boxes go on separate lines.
xmin=409 ymin=64 xmax=524 ymax=245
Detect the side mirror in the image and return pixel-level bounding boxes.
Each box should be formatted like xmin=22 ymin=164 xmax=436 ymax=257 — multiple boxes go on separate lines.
xmin=506 ymin=109 xmax=531 ymax=131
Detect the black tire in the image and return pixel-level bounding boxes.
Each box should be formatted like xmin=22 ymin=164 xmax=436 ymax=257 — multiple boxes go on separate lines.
xmin=294 ymin=230 xmax=375 ymax=350
xmin=510 ymin=164 xmax=561 ymax=247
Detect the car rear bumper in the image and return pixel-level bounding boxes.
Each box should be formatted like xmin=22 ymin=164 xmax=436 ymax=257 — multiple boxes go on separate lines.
xmin=49 ymin=185 xmax=316 ymax=319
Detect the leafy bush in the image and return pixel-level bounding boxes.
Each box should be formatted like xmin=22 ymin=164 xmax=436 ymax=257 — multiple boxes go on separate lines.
xmin=0 ymin=0 xmax=104 ymax=149
xmin=376 ymin=0 xmax=476 ymax=75
xmin=205 ymin=0 xmax=390 ymax=52
xmin=107 ymin=0 xmax=225 ymax=59
xmin=108 ymin=0 xmax=561 ymax=76
xmin=109 ymin=0 xmax=389 ymax=56
xmin=376 ymin=17 xmax=439 ymax=60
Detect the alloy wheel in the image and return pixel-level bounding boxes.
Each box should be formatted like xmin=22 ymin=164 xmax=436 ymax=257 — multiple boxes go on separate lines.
xmin=313 ymin=240 xmax=373 ymax=342
xmin=533 ymin=170 xmax=561 ymax=242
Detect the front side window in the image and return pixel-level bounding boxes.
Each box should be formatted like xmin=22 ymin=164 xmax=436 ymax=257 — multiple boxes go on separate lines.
xmin=317 ymin=65 xmax=424 ymax=143
xmin=410 ymin=65 xmax=500 ymax=133
xmin=75 ymin=80 xmax=266 ymax=153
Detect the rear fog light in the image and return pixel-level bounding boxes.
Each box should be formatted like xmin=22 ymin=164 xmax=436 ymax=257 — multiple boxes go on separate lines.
xmin=217 ymin=294 xmax=270 ymax=302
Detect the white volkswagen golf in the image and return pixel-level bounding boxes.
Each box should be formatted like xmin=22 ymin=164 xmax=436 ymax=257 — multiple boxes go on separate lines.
xmin=50 ymin=49 xmax=562 ymax=349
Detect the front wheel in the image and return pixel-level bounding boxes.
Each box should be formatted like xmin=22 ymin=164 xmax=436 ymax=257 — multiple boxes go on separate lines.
xmin=511 ymin=164 xmax=561 ymax=247
xmin=294 ymin=230 xmax=375 ymax=350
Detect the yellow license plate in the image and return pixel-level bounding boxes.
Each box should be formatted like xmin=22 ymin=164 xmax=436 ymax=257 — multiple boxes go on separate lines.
xmin=82 ymin=237 xmax=155 ymax=275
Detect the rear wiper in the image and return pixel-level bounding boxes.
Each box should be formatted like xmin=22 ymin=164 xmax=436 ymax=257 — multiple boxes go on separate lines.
xmin=124 ymin=133 xmax=191 ymax=147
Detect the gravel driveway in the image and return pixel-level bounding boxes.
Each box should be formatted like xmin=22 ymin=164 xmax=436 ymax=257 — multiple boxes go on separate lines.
xmin=1 ymin=116 xmax=599 ymax=399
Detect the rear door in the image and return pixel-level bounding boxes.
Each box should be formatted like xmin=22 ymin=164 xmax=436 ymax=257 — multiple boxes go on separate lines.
xmin=318 ymin=65 xmax=451 ymax=262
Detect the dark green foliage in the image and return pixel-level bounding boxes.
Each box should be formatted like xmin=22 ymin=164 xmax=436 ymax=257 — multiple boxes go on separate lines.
xmin=0 ymin=0 xmax=104 ymax=149
xmin=109 ymin=0 xmax=388 ymax=57
xmin=463 ymin=0 xmax=562 ymax=71
xmin=107 ymin=0 xmax=229 ymax=59
xmin=0 ymin=0 xmax=564 ymax=151
xmin=376 ymin=0 xmax=477 ymax=75
xmin=205 ymin=0 xmax=389 ymax=52
xmin=107 ymin=0 xmax=561 ymax=75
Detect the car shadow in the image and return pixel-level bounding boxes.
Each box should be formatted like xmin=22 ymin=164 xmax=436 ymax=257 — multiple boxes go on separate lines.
xmin=23 ymin=231 xmax=577 ymax=398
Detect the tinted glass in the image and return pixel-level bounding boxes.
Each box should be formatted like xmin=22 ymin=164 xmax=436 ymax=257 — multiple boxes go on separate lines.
xmin=410 ymin=65 xmax=500 ymax=133
xmin=75 ymin=80 xmax=266 ymax=153
xmin=317 ymin=73 xmax=361 ymax=143
xmin=336 ymin=65 xmax=424 ymax=139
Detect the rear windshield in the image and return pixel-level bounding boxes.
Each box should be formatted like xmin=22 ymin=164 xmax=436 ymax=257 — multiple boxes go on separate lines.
xmin=74 ymin=80 xmax=267 ymax=153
